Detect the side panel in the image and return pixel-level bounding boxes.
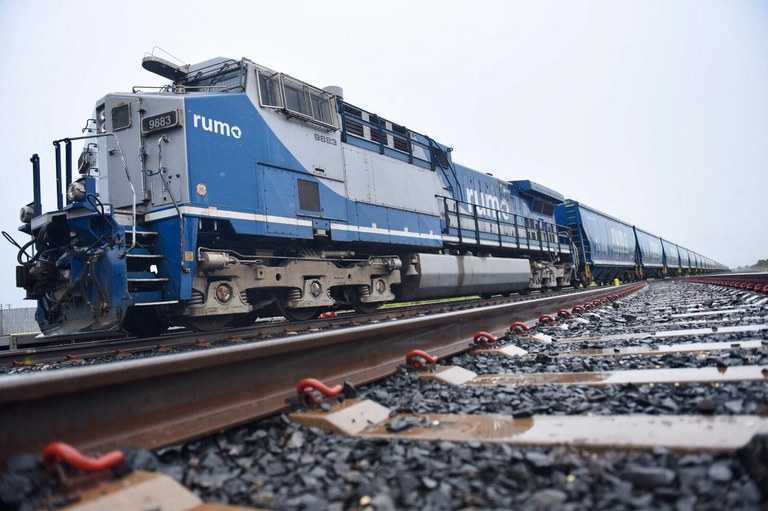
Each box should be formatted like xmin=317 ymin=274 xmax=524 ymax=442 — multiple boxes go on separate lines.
xmin=661 ymin=239 xmax=680 ymax=268
xmin=579 ymin=207 xmax=635 ymax=266
xmin=680 ymin=248 xmax=692 ymax=269
xmin=635 ymin=229 xmax=664 ymax=267
xmin=182 ymin=94 xmax=444 ymax=248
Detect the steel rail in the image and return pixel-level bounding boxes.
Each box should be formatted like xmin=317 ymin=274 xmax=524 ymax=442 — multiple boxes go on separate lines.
xmin=0 ymin=284 xmax=643 ymax=464
xmin=678 ymin=272 xmax=768 ymax=291
xmin=0 ymin=288 xmax=590 ymax=367
xmin=1 ymin=298 xmax=486 ymax=364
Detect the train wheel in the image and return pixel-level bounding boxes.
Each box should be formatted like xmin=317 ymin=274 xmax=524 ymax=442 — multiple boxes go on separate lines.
xmin=184 ymin=315 xmax=234 ymax=331
xmin=228 ymin=312 xmax=260 ymax=328
xmin=122 ymin=307 xmax=169 ymax=338
xmin=276 ymin=301 xmax=322 ymax=321
xmin=353 ymin=301 xmax=380 ymax=314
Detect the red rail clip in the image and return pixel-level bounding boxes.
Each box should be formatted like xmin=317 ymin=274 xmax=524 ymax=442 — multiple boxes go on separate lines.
xmin=538 ymin=314 xmax=556 ymax=324
xmin=571 ymin=305 xmax=584 ymax=314
xmin=473 ymin=331 xmax=499 ymax=346
xmin=296 ymin=378 xmax=343 ymax=407
xmin=556 ymin=309 xmax=572 ymax=318
xmin=509 ymin=321 xmax=529 ymax=334
xmin=405 ymin=349 xmax=438 ymax=370
xmin=43 ymin=442 xmax=124 ymax=473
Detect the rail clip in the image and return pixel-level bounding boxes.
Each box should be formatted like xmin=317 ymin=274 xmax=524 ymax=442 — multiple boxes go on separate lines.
xmin=405 ymin=349 xmax=439 ymax=371
xmin=43 ymin=441 xmax=125 ymax=492
xmin=296 ymin=378 xmax=343 ymax=408
xmin=538 ymin=314 xmax=556 ymax=324
xmin=509 ymin=321 xmax=529 ymax=334
xmin=472 ymin=331 xmax=499 ymax=348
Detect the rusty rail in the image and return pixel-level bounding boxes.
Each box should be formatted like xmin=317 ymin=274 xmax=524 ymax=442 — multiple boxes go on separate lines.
xmin=0 ymin=284 xmax=644 ymax=464
xmin=678 ymin=272 xmax=768 ymax=293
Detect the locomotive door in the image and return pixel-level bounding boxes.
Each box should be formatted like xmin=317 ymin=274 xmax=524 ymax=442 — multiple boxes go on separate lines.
xmin=104 ymin=97 xmax=145 ymax=209
xmin=260 ymin=164 xmax=300 ymax=236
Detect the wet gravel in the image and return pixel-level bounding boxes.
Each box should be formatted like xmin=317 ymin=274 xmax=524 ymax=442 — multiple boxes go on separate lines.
xmin=2 ymin=281 xmax=767 ymax=510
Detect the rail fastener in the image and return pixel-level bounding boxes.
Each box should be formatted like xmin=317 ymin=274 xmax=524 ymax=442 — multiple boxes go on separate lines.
xmin=297 ymin=378 xmax=343 ymax=408
xmin=405 ymin=349 xmax=439 ymax=371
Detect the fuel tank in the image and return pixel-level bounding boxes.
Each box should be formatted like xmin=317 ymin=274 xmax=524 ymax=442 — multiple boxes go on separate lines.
xmin=397 ymin=253 xmax=531 ymax=301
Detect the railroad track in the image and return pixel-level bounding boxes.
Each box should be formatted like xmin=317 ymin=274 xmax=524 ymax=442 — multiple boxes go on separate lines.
xmin=3 ymin=280 xmax=767 ymax=509
xmin=0 ymin=285 xmax=607 ymax=371
xmin=0 ymin=283 xmax=637 ymax=464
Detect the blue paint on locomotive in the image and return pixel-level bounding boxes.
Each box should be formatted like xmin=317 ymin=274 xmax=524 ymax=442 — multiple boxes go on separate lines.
xmin=180 ymin=94 xmax=443 ymax=249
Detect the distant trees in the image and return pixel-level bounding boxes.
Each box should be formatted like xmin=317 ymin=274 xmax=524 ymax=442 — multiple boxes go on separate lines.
xmin=755 ymin=259 xmax=768 ymax=268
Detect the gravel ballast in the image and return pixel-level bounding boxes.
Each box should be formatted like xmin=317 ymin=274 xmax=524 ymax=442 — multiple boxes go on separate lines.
xmin=2 ymin=281 xmax=766 ymax=510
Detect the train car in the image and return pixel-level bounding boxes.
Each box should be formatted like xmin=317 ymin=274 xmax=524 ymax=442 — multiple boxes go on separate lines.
xmin=692 ymin=252 xmax=702 ymax=274
xmin=679 ymin=247 xmax=693 ymax=274
xmin=13 ymin=54 xmax=575 ymax=336
xmin=633 ymin=227 xmax=664 ymax=279
xmin=660 ymin=239 xmax=681 ymax=276
xmin=554 ymin=200 xmax=636 ymax=285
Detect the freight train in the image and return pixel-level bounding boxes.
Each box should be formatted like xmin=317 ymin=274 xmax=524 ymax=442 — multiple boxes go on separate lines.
xmin=10 ymin=52 xmax=727 ymax=336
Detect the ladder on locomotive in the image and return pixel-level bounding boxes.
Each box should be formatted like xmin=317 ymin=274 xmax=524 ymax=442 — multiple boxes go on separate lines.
xmin=124 ymin=229 xmax=170 ymax=302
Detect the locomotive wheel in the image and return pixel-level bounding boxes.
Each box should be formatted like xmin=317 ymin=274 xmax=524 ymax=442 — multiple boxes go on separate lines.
xmin=353 ymin=300 xmax=380 ymax=314
xmin=184 ymin=314 xmax=235 ymax=331
xmin=276 ymin=301 xmax=322 ymax=322
xmin=228 ymin=312 xmax=259 ymax=328
xmin=122 ymin=307 xmax=169 ymax=338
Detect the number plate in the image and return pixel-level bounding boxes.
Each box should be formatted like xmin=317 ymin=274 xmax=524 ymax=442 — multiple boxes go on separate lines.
xmin=142 ymin=110 xmax=180 ymax=134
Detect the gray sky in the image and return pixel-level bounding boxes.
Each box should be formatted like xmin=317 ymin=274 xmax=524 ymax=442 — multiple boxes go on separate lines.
xmin=0 ymin=0 xmax=766 ymax=307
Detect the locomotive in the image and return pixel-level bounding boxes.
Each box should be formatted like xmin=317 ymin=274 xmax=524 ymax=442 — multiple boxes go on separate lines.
xmin=12 ymin=52 xmax=725 ymax=337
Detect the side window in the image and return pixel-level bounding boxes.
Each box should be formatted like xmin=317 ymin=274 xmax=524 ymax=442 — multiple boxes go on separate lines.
xmin=257 ymin=70 xmax=283 ymax=108
xmin=310 ymin=90 xmax=332 ymax=125
xmin=283 ymin=76 xmax=312 ymax=117
xmin=256 ymin=67 xmax=337 ymax=129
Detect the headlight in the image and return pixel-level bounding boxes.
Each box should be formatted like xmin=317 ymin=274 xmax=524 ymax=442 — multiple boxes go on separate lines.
xmin=97 ymin=107 xmax=106 ymax=133
xmin=19 ymin=204 xmax=34 ymax=223
xmin=67 ymin=180 xmax=86 ymax=202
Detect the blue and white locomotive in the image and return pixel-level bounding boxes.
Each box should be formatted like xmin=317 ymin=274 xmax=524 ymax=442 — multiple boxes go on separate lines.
xmin=15 ymin=53 xmax=576 ymax=336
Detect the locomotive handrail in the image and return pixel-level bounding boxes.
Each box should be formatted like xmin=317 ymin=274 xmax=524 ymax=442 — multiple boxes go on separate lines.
xmin=438 ymin=195 xmax=570 ymax=254
xmin=54 ymin=133 xmax=137 ymax=257
xmin=157 ymin=135 xmax=189 ymax=272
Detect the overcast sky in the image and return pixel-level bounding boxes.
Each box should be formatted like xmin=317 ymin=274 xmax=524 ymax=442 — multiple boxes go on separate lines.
xmin=0 ymin=0 xmax=766 ymax=307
